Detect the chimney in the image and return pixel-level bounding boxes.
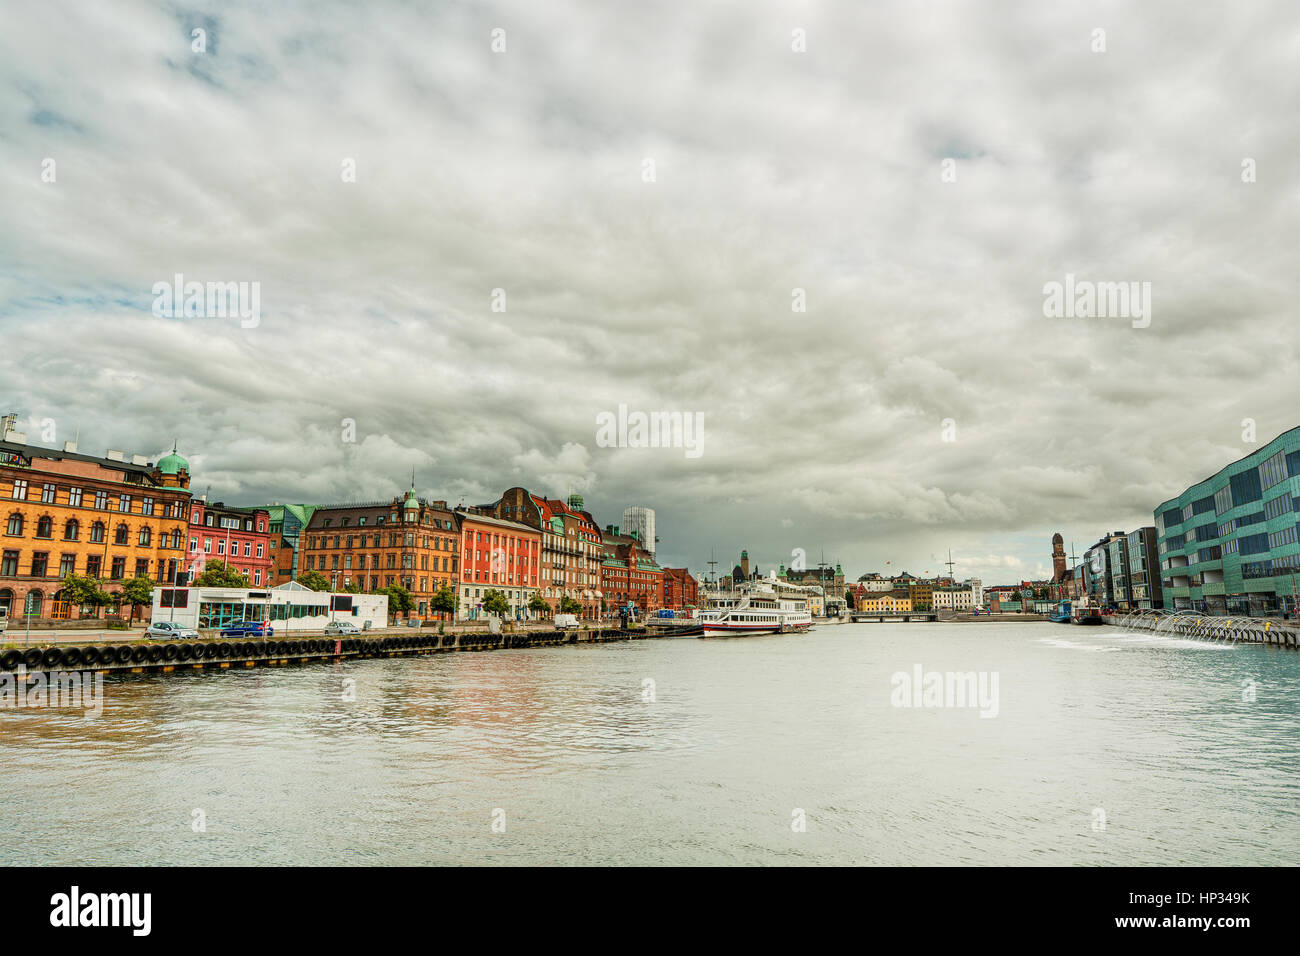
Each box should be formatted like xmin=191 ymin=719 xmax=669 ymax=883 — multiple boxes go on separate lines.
xmin=105 ymin=449 xmax=126 ymax=462
xmin=130 ymin=453 xmax=149 ymax=466
xmin=63 ymin=441 xmax=78 ymax=453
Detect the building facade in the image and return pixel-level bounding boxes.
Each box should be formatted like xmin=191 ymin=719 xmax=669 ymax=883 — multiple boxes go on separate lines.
xmin=188 ymin=499 xmax=274 ymax=587
xmin=261 ymin=503 xmax=316 ymax=585
xmin=152 ymin=580 xmax=387 ymax=632
xmin=1155 ymin=427 xmax=1300 ymax=614
xmin=661 ymin=567 xmax=699 ymax=610
xmin=1 ymin=428 xmax=192 ymax=621
xmin=857 ymin=590 xmax=913 ymax=613
xmin=600 ymin=529 xmax=663 ymax=613
xmin=492 ymin=489 xmax=601 ymax=617
xmin=621 ymin=505 xmax=656 ymax=558
xmin=456 ymin=511 xmax=541 ymax=620
xmin=298 ymin=490 xmax=460 ymax=619
xmin=1125 ymin=527 xmax=1163 ymax=609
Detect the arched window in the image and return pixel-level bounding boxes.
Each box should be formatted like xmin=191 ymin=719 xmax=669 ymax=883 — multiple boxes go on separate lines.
xmin=90 ymin=521 xmax=105 ymax=543
xmin=114 ymin=523 xmax=129 ymax=545
xmin=6 ymin=513 xmax=22 ymax=536
xmin=36 ymin=516 xmax=53 ymax=538
xmin=138 ymin=526 xmax=152 ymax=547
xmin=64 ymin=518 xmax=79 ymax=540
xmin=26 ymin=590 xmax=43 ymax=616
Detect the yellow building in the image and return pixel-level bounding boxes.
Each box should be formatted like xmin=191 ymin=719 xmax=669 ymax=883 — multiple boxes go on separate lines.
xmin=1 ymin=431 xmax=192 ymax=621
xmin=858 ymin=590 xmax=913 ymax=613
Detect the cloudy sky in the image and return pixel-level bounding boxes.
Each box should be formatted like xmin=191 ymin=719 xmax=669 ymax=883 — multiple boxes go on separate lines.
xmin=2 ymin=0 xmax=1298 ymax=585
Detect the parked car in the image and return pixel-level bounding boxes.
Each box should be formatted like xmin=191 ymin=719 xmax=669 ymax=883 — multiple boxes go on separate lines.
xmin=144 ymin=620 xmax=200 ymax=640
xmin=324 ymin=620 xmax=361 ymax=636
xmin=219 ymin=621 xmax=274 ymax=638
xmin=554 ymin=613 xmax=580 ymax=630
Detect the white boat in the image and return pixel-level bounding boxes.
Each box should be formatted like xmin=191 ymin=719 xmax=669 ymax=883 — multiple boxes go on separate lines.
xmin=695 ymin=579 xmax=813 ymax=638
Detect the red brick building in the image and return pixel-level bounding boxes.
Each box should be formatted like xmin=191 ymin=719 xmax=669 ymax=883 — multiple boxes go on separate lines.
xmin=187 ymin=499 xmax=274 ymax=587
xmin=491 ymin=488 xmax=601 ymax=618
xmin=600 ymin=527 xmax=663 ymax=614
xmin=456 ymin=510 xmax=541 ymax=621
xmin=661 ymin=567 xmax=699 ymax=610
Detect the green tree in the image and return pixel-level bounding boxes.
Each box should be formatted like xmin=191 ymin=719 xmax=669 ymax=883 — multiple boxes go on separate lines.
xmin=60 ymin=572 xmax=112 ymax=616
xmin=430 ymin=585 xmax=458 ymax=619
xmin=296 ymin=569 xmax=331 ymax=591
xmin=529 ymin=593 xmax=550 ymax=616
xmin=482 ymin=588 xmax=511 ymax=617
xmin=559 ymin=595 xmax=582 ymax=615
xmin=120 ymin=574 xmax=154 ymax=621
xmin=378 ymin=584 xmax=414 ymax=619
xmin=192 ymin=559 xmax=250 ymax=588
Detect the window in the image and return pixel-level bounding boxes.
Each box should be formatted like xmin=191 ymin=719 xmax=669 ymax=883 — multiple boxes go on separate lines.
xmin=1259 ymin=450 xmax=1288 ymax=491
xmin=86 ymin=554 xmax=100 ymax=577
xmin=94 ymin=490 xmax=109 ymax=510
xmin=41 ymin=483 xmax=56 ymax=503
xmin=1230 ymin=469 xmax=1263 ymax=507
xmin=141 ymin=497 xmax=154 ymax=516
xmin=11 ymin=479 xmax=28 ymax=500
xmin=68 ymin=487 xmax=82 ymax=507
xmin=203 ymin=539 xmax=211 ymax=553
xmin=1 ymin=550 xmax=18 ymax=576
xmin=90 ymin=521 xmax=105 ymax=543
xmin=1268 ymin=525 xmax=1298 ymax=550
xmin=5 ymin=513 xmax=22 ymax=536
xmin=1239 ymin=532 xmax=1270 ymax=556
xmin=138 ymin=526 xmax=152 ymax=546
xmin=59 ymin=554 xmax=76 ymax=577
xmin=31 ymin=552 xmax=49 ymax=576
xmin=118 ymin=495 xmax=131 ymax=513
xmin=63 ymin=519 xmax=79 ymax=540
xmin=135 ymin=558 xmax=149 ymax=577
xmin=35 ymin=516 xmax=52 ymax=538
xmin=110 ymin=557 xmax=125 ymax=579
xmin=217 ymin=540 xmax=225 ymax=555
xmin=114 ymin=524 xmax=129 ymax=545
xmin=1264 ymin=493 xmax=1293 ymax=521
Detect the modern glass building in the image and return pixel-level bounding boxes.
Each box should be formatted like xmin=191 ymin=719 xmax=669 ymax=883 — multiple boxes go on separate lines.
xmin=1155 ymin=427 xmax=1300 ymax=614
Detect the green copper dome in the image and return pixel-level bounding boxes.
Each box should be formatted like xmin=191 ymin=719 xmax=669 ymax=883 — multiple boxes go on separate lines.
xmin=403 ymin=489 xmax=419 ymax=509
xmin=158 ymin=442 xmax=188 ymax=475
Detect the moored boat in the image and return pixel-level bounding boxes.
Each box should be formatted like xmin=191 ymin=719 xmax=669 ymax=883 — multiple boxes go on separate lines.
xmin=695 ymin=578 xmax=814 ymax=638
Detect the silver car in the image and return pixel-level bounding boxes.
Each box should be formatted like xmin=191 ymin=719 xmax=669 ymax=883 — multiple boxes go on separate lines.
xmin=324 ymin=620 xmax=361 ymax=636
xmin=145 ymin=620 xmax=200 ymax=640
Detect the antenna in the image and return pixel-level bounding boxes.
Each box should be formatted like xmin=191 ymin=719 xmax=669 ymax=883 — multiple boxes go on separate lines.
xmin=945 ymin=549 xmax=955 ymax=581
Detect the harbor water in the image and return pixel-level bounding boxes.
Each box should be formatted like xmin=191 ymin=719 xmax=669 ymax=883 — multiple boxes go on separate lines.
xmin=3 ymin=622 xmax=1297 ymax=865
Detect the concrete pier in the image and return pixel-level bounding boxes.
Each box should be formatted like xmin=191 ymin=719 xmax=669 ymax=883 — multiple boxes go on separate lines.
xmin=0 ymin=627 xmax=646 ymax=677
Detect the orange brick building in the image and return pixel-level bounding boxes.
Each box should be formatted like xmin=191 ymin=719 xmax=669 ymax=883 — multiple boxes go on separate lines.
xmin=298 ymin=489 xmax=460 ymax=619
xmin=1 ymin=429 xmax=192 ymax=621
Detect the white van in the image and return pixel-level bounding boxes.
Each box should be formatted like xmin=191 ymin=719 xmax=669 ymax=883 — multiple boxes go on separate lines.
xmin=554 ymin=614 xmax=580 ymax=630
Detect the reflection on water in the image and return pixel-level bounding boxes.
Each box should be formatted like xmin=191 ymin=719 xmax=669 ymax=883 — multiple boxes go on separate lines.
xmin=2 ymin=624 xmax=1297 ymax=865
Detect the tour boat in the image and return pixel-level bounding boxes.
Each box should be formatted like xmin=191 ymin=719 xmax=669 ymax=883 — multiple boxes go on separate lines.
xmin=1049 ymin=600 xmax=1072 ymax=624
xmin=1070 ymin=599 xmax=1104 ymax=625
xmin=695 ymin=580 xmax=814 ymax=638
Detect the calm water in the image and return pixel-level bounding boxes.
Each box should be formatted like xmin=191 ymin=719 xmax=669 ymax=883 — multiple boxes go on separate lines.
xmin=3 ymin=623 xmax=1298 ymax=866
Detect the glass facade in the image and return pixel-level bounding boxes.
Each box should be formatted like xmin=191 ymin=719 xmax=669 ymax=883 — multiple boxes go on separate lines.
xmin=1155 ymin=426 xmax=1300 ymax=614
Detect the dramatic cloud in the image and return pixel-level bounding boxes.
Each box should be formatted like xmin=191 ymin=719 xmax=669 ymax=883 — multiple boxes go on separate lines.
xmin=2 ymin=0 xmax=1297 ymax=584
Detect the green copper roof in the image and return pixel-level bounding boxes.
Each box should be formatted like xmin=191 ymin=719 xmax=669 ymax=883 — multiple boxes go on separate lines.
xmin=157 ymin=441 xmax=188 ymax=475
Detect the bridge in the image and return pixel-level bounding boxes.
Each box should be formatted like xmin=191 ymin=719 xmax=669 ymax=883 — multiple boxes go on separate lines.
xmin=849 ymin=613 xmax=938 ymax=623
